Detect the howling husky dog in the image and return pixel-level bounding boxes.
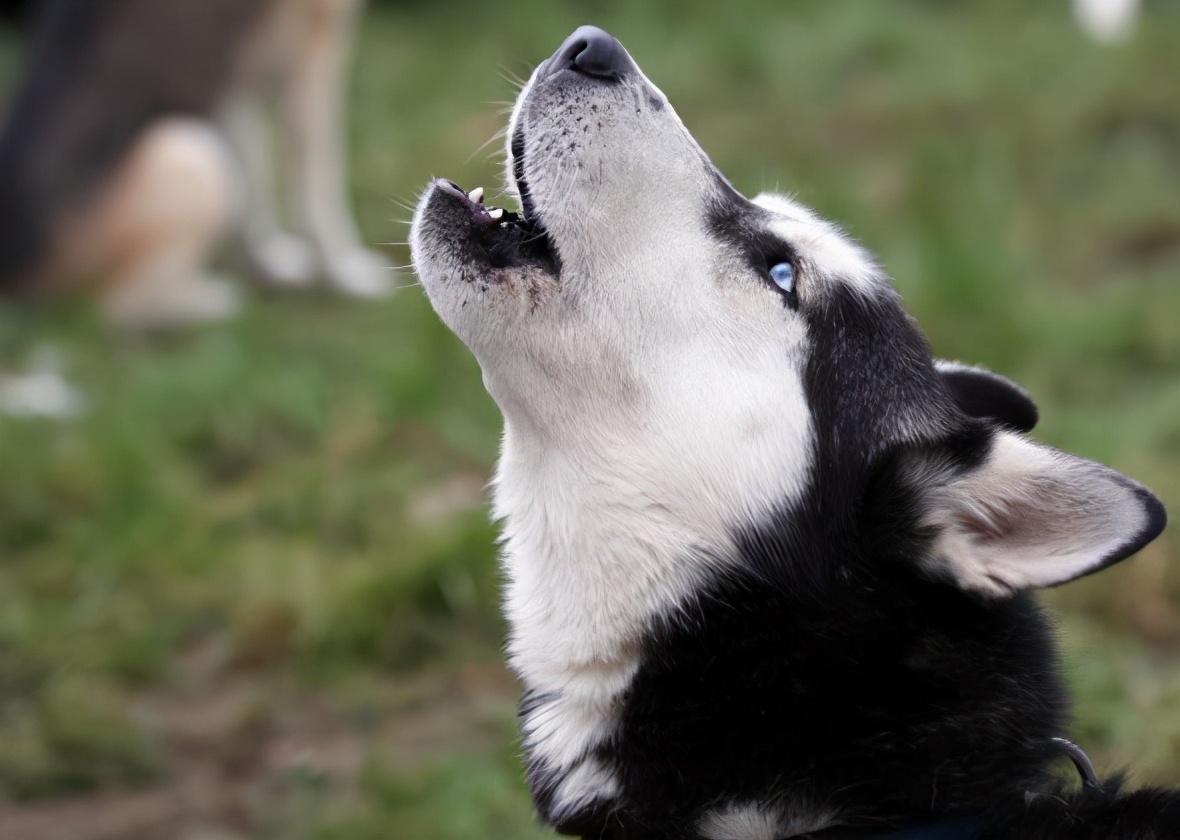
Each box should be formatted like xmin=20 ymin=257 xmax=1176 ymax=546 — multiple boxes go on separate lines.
xmin=0 ymin=0 xmax=386 ymax=327
xmin=412 ymin=26 xmax=1178 ymax=840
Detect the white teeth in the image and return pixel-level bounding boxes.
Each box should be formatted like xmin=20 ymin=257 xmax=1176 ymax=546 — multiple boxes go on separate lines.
xmin=468 ymin=187 xmax=484 ymax=204
xmin=487 ymin=208 xmax=504 ymax=220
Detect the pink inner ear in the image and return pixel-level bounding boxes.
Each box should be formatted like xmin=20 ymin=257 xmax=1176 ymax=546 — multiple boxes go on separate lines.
xmin=949 ymin=475 xmax=1117 ymax=557
xmin=926 ymin=435 xmax=1163 ymax=596
xmin=953 ymin=499 xmax=1013 ymax=542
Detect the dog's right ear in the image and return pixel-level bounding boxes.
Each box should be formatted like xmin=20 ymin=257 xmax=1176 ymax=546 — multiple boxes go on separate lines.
xmin=912 ymin=431 xmax=1166 ymax=597
xmin=936 ymin=360 xmax=1038 ymax=433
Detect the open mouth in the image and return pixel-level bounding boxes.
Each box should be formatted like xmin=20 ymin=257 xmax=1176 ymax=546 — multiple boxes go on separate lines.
xmin=433 ymin=124 xmax=557 ymax=275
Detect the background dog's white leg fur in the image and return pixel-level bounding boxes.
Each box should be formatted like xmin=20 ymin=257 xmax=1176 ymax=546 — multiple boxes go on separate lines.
xmin=1073 ymin=0 xmax=1140 ymax=43
xmin=280 ymin=0 xmax=388 ymax=298
xmin=93 ymin=118 xmax=241 ymax=328
xmin=220 ymin=94 xmax=317 ymax=289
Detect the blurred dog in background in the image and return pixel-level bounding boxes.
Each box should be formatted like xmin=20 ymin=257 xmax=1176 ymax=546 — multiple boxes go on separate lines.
xmin=0 ymin=0 xmax=386 ymax=328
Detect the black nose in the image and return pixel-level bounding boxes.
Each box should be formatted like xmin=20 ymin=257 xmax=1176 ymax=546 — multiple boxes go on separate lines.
xmin=551 ymin=25 xmax=630 ymax=79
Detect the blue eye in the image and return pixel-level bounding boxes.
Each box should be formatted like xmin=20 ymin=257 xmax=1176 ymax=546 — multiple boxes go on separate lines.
xmin=769 ymin=261 xmax=795 ymax=293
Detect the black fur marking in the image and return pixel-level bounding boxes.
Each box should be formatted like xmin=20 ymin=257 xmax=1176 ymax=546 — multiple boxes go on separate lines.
xmin=706 ymin=191 xmax=807 ymax=311
xmin=939 ymin=366 xmax=1039 ymax=433
xmin=707 ymin=185 xmax=797 ymax=268
xmin=603 ymin=578 xmax=1070 ymax=837
xmin=0 ymin=0 xmax=30 ymax=26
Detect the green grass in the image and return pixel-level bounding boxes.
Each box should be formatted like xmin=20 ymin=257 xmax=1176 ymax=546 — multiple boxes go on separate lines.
xmin=2 ymin=0 xmax=1180 ymax=835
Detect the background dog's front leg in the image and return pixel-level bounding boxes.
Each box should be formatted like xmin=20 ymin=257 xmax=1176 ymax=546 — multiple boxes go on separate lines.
xmin=220 ymin=94 xmax=318 ymax=290
xmin=280 ymin=0 xmax=388 ymax=298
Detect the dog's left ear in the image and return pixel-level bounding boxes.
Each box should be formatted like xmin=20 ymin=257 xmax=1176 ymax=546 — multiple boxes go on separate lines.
xmin=917 ymin=431 xmax=1166 ymax=597
xmin=936 ymin=360 xmax=1038 ymax=432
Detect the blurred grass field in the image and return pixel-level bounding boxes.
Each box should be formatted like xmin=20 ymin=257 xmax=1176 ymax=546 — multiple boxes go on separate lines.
xmin=1 ymin=1 xmax=1180 ymax=837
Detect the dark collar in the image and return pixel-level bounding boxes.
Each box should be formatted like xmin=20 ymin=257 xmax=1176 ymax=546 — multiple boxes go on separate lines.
xmin=865 ymin=814 xmax=990 ymax=840
xmin=808 ymin=813 xmax=990 ymax=840
xmin=804 ymin=738 xmax=1098 ymax=840
xmin=1050 ymin=737 xmax=1099 ymax=789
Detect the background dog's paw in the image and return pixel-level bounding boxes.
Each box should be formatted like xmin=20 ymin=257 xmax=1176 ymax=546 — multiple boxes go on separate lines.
xmin=322 ymin=248 xmax=391 ymax=298
xmin=103 ymin=274 xmax=242 ymax=328
xmin=0 ymin=347 xmax=86 ymax=419
xmin=249 ymin=233 xmax=318 ymax=289
xmin=179 ymin=276 xmax=242 ymax=323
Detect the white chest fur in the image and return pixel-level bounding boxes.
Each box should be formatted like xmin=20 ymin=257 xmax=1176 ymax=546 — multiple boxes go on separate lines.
xmin=491 ymin=354 xmax=815 ymax=814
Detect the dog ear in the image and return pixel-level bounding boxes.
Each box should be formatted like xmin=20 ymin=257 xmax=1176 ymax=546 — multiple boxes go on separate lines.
xmin=936 ymin=360 xmax=1038 ymax=433
xmin=916 ymin=432 xmax=1166 ymax=596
